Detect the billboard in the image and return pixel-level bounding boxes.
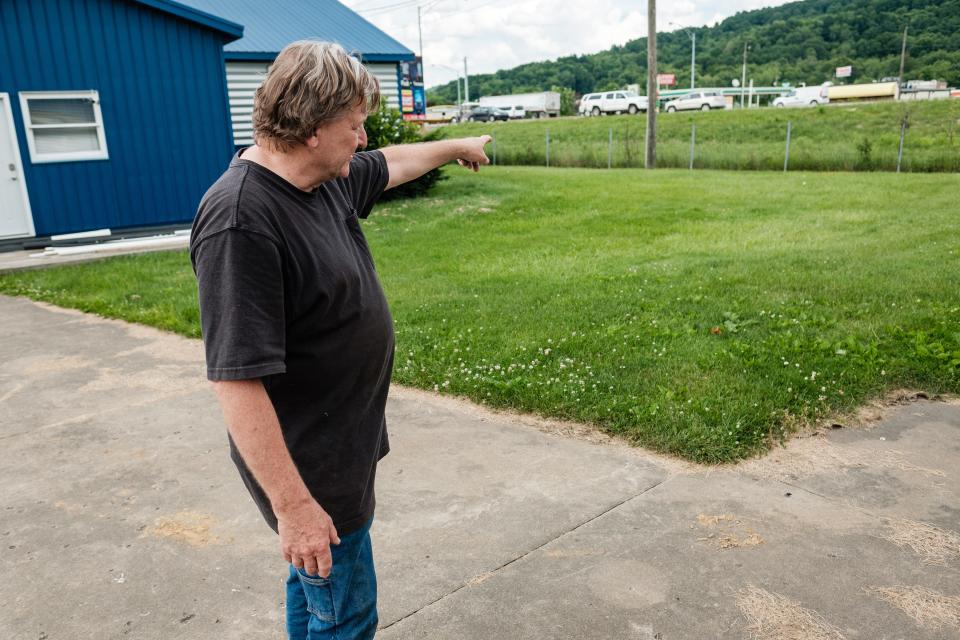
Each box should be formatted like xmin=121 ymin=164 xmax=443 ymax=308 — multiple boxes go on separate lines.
xmin=836 ymin=65 xmax=853 ymax=78
xmin=400 ymin=57 xmax=426 ymax=120
xmin=657 ymin=73 xmax=676 ymax=86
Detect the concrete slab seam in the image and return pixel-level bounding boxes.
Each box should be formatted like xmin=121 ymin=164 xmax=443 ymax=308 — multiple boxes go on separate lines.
xmin=379 ymin=474 xmax=676 ymax=631
xmin=0 ymin=391 xmax=198 ymax=442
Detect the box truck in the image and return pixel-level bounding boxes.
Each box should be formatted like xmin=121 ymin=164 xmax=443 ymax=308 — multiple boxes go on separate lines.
xmin=478 ymin=92 xmax=561 ymax=118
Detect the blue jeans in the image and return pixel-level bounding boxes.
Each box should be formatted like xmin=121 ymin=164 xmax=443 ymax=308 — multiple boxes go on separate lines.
xmin=285 ymin=517 xmax=378 ymax=640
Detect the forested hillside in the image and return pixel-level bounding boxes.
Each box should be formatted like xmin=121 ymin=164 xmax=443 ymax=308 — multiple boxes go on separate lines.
xmin=426 ymin=0 xmax=960 ymax=104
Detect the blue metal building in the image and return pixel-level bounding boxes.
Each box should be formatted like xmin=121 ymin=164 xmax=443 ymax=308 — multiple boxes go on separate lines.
xmin=0 ymin=0 xmax=242 ymax=240
xmin=181 ymin=0 xmax=418 ymax=147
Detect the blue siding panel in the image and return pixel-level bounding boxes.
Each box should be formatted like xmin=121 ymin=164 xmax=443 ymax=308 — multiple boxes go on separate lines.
xmin=0 ymin=0 xmax=238 ymax=236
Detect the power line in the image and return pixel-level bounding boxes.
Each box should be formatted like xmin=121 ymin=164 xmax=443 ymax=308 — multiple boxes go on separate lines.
xmin=356 ymin=0 xmax=420 ymax=16
xmin=423 ymin=0 xmax=503 ymax=17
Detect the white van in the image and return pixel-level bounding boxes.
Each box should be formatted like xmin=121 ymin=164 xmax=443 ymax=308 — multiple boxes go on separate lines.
xmin=773 ymin=83 xmax=830 ymax=108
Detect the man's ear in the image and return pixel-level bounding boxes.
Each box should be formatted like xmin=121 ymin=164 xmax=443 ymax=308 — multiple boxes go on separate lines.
xmin=305 ymin=127 xmax=322 ymax=148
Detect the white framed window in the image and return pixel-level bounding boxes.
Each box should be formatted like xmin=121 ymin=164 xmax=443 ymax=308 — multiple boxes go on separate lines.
xmin=18 ymin=90 xmax=109 ymax=163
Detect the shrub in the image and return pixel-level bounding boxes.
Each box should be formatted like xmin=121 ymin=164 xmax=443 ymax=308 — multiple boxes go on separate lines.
xmin=364 ymin=102 xmax=445 ymax=200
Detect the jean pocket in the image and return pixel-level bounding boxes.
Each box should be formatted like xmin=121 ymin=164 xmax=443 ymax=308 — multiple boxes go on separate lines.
xmin=297 ymin=569 xmax=336 ymax=623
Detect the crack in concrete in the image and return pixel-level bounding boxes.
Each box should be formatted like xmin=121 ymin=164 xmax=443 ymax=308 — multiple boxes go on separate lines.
xmin=379 ymin=473 xmax=675 ymax=631
xmin=777 ymin=478 xmax=832 ymax=502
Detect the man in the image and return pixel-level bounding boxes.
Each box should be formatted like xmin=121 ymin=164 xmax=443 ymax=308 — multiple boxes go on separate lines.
xmin=190 ymin=40 xmax=491 ymax=640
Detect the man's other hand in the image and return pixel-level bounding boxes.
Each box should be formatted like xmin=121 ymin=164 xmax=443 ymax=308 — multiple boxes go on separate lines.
xmin=278 ymin=501 xmax=341 ymax=578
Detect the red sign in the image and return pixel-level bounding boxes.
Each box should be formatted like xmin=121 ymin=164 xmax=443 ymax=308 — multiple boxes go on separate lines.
xmin=656 ymin=73 xmax=676 ymax=86
xmin=836 ymin=65 xmax=852 ymax=78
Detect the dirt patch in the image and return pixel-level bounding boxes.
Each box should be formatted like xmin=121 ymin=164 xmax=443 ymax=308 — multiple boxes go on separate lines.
xmin=738 ymin=390 xmax=954 ymax=480
xmin=738 ymin=434 xmax=946 ymax=482
xmin=18 ymin=354 xmax=95 ymax=377
xmin=882 ymin=518 xmax=960 ymax=566
xmin=467 ymin=571 xmax=494 ymax=586
xmin=146 ymin=511 xmax=219 ymax=547
xmin=0 ymin=382 xmax=24 ymax=404
xmin=543 ymin=548 xmax=602 ymax=558
xmin=833 ymin=389 xmax=951 ymax=431
xmin=696 ymin=514 xmax=765 ymax=550
xmin=866 ymin=585 xmax=960 ymax=631
xmin=113 ymin=329 xmax=204 ymax=364
xmin=736 ymin=585 xmax=845 ymax=640
xmin=77 ymin=365 xmax=203 ymax=396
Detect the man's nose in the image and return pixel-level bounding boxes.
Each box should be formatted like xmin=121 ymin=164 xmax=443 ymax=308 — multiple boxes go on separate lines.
xmin=358 ymin=126 xmax=368 ymax=149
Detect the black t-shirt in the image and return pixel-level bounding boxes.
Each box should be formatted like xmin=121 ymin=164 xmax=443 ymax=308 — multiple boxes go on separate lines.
xmin=190 ymin=149 xmax=393 ymax=535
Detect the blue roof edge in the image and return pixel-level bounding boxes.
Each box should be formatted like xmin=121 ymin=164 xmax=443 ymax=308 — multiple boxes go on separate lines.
xmin=133 ymin=0 xmax=244 ymax=40
xmin=224 ymin=51 xmax=415 ymax=62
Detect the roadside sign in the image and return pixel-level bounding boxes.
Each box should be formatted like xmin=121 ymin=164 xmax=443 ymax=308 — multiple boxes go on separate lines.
xmin=657 ymin=74 xmax=676 ymax=86
xmin=836 ymin=65 xmax=852 ymax=78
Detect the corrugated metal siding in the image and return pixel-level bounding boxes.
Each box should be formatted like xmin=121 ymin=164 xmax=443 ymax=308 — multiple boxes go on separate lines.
xmin=368 ymin=63 xmax=402 ymax=112
xmin=226 ymin=61 xmax=400 ymax=147
xmin=226 ymin=61 xmax=269 ymax=147
xmin=0 ymin=0 xmax=236 ymax=236
xmin=181 ymin=0 xmax=415 ymax=59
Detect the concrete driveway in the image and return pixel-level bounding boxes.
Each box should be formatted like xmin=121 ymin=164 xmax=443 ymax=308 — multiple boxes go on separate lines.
xmin=1 ymin=294 xmax=957 ymax=639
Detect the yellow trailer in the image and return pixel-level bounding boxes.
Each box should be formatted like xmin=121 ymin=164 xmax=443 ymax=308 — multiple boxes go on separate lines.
xmin=828 ymin=82 xmax=900 ymax=102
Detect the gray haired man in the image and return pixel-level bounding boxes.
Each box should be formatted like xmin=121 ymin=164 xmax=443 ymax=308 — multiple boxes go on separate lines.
xmin=190 ymin=40 xmax=491 ymax=639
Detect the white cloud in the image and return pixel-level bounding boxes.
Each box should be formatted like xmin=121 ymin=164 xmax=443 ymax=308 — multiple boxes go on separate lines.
xmin=343 ymin=0 xmax=795 ymax=88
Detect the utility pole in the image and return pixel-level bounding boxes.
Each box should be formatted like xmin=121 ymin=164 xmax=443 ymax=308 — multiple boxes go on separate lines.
xmin=898 ymin=25 xmax=908 ymax=89
xmin=691 ymin=31 xmax=696 ymax=90
xmin=645 ymin=0 xmax=657 ymax=169
xmin=463 ymin=56 xmax=469 ymax=103
xmin=740 ymin=42 xmax=750 ymax=108
xmin=417 ymin=6 xmax=423 ymax=59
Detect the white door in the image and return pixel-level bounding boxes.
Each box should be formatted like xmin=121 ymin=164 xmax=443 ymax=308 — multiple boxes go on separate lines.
xmin=0 ymin=94 xmax=34 ymax=238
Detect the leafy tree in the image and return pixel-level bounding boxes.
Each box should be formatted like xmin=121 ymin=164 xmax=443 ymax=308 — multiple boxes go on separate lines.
xmin=364 ymin=102 xmax=444 ymax=199
xmin=427 ymin=0 xmax=960 ymax=102
xmin=551 ymin=86 xmax=577 ymax=116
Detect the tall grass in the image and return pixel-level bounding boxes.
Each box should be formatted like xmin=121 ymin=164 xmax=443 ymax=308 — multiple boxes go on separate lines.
xmin=439 ymin=99 xmax=960 ymax=172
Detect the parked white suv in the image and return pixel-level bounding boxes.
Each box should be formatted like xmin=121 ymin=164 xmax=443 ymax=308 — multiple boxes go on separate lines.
xmin=506 ymin=105 xmax=526 ymax=119
xmin=664 ymin=91 xmax=727 ymax=112
xmin=579 ymin=90 xmax=649 ymax=116
xmin=772 ymin=84 xmax=829 ymax=108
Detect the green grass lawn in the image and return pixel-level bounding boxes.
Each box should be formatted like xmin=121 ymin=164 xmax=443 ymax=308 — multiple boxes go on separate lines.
xmin=437 ymin=99 xmax=960 ymax=172
xmin=2 ymin=166 xmax=959 ymax=462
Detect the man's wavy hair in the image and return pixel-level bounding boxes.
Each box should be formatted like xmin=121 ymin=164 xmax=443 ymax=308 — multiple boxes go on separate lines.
xmin=252 ymin=41 xmax=380 ymax=151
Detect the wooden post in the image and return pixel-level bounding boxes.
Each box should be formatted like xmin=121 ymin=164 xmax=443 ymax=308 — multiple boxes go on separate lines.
xmin=689 ymin=122 xmax=696 ymax=170
xmin=784 ymin=120 xmax=792 ymax=172
xmin=897 ymin=117 xmax=907 ymax=173
xmin=608 ymin=128 xmax=613 ymax=169
xmin=546 ymin=129 xmax=550 ymax=167
xmin=645 ymin=0 xmax=657 ymax=169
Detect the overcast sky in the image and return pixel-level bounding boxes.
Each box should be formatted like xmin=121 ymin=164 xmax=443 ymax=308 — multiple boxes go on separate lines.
xmin=341 ymin=0 xmax=796 ymax=89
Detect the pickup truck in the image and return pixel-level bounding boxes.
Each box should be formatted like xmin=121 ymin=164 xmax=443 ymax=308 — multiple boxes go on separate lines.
xmin=663 ymin=91 xmax=727 ymax=112
xmin=579 ymin=90 xmax=649 ymax=116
